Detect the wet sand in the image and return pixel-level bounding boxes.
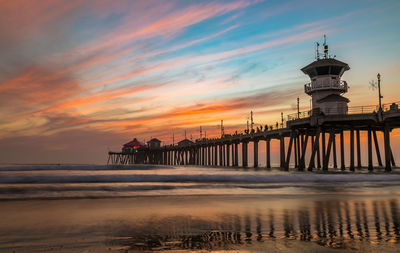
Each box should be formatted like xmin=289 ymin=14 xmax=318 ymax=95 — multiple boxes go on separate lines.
xmin=1 ymin=194 xmax=400 ymax=252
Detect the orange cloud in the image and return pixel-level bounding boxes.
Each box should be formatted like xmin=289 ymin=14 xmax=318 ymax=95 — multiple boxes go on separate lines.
xmin=40 ymin=83 xmax=164 ymax=113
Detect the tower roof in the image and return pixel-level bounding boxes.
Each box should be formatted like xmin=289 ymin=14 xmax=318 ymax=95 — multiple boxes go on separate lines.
xmin=178 ymin=139 xmax=194 ymax=146
xmin=147 ymin=138 xmax=161 ymax=144
xmin=123 ymin=138 xmax=144 ymax=147
xmin=301 ymin=58 xmax=350 ymax=74
xmin=317 ymin=94 xmax=350 ymax=103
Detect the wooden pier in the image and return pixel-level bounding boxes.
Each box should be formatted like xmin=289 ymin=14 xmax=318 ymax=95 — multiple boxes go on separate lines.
xmin=108 ymin=102 xmax=400 ymax=172
xmin=108 ymin=41 xmax=400 ymax=171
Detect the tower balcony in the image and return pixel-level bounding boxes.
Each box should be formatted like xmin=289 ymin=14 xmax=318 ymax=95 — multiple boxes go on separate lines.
xmin=304 ymin=80 xmax=348 ymax=95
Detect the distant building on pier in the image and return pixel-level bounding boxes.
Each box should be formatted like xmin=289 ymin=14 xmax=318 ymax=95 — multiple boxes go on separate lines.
xmin=122 ymin=138 xmax=144 ymax=153
xmin=147 ymin=138 xmax=161 ymax=149
xmin=178 ymin=139 xmax=194 ymax=147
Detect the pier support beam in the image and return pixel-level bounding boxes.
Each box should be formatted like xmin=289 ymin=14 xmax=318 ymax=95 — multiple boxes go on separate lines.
xmin=299 ymin=133 xmax=309 ymax=171
xmin=321 ymin=130 xmax=326 ymax=170
xmin=280 ymin=135 xmax=285 ymax=169
xmin=316 ymin=134 xmax=321 ymax=169
xmin=391 ymin=148 xmax=396 ymax=167
xmin=296 ymin=134 xmax=301 ymax=169
xmin=384 ymin=126 xmax=392 ymax=172
xmin=254 ymin=140 xmax=259 ymax=168
xmin=308 ymin=128 xmax=320 ymax=171
xmin=191 ymin=149 xmax=194 ymax=165
xmin=214 ymin=145 xmax=218 ymax=166
xmin=333 ymin=133 xmax=337 ymax=169
xmin=285 ymin=132 xmax=294 ymax=171
xmin=368 ymin=127 xmax=373 ymax=171
xmin=242 ymin=142 xmax=248 ymax=167
xmin=227 ymin=144 xmax=230 ymax=167
xmin=208 ymin=146 xmax=211 ymax=166
xmin=294 ymin=135 xmax=298 ymax=168
xmin=219 ymin=144 xmax=223 ymax=166
xmin=309 ymin=135 xmax=315 ymax=170
xmin=231 ymin=143 xmax=235 ymax=166
xmin=373 ymin=130 xmax=383 ymax=167
xmin=199 ymin=147 xmax=202 ymax=165
xmin=340 ymin=131 xmax=345 ymax=170
xmin=235 ymin=143 xmax=239 ymax=167
xmin=323 ymin=130 xmax=334 ymax=171
xmin=357 ymin=130 xmax=362 ymax=168
xmin=350 ymin=128 xmax=355 ymax=171
xmin=266 ymin=139 xmax=271 ymax=168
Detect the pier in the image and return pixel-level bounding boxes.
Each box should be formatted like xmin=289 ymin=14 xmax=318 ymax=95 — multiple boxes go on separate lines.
xmin=108 ymin=103 xmax=400 ymax=171
xmin=108 ymin=40 xmax=400 ymax=171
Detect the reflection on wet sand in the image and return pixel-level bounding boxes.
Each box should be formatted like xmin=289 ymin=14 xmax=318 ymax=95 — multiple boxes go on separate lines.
xmin=109 ymin=199 xmax=400 ymax=251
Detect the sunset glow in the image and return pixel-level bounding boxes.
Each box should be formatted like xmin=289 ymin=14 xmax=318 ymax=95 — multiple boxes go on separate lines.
xmin=0 ymin=0 xmax=399 ymax=163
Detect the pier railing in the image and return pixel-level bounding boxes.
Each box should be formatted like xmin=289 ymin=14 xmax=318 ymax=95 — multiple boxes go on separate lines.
xmin=287 ymin=101 xmax=400 ymax=121
xmin=287 ymin=111 xmax=312 ymax=121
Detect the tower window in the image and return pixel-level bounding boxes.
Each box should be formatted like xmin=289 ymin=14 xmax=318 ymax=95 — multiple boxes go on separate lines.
xmin=330 ymin=66 xmax=343 ymax=75
xmin=316 ymin=66 xmax=329 ymax=75
xmin=306 ymin=68 xmax=317 ymax=78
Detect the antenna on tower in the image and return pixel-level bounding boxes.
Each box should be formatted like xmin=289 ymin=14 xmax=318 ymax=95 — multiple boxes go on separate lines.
xmin=315 ymin=42 xmax=320 ymax=60
xmin=250 ymin=111 xmax=254 ymax=131
xmin=172 ymin=133 xmax=174 ymax=146
xmin=220 ymin=120 xmax=224 ymax=137
xmin=323 ymin=34 xmax=328 ymax=59
xmin=184 ymin=130 xmax=187 ymax=140
xmin=200 ymin=126 xmax=202 ymax=139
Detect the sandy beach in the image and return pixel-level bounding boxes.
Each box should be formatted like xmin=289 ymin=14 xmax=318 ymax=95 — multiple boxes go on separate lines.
xmin=1 ymin=195 xmax=400 ymax=252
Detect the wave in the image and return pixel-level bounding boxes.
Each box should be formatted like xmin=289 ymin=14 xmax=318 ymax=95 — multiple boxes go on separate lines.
xmin=0 ymin=164 xmax=170 ymax=171
xmin=1 ymin=172 xmax=400 ymax=184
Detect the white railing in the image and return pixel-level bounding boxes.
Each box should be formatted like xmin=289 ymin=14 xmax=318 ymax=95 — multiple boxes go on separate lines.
xmin=304 ymin=80 xmax=348 ymax=93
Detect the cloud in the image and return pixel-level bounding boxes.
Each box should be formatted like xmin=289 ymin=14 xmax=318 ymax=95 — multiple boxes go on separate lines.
xmin=1 ymin=0 xmax=399 ymax=164
xmin=0 ymin=65 xmax=83 ymax=117
xmin=88 ymin=0 xmax=258 ymax=51
xmin=39 ymin=83 xmax=164 ymax=113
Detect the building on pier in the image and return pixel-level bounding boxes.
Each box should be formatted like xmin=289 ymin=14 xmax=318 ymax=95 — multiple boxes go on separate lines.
xmin=178 ymin=139 xmax=194 ymax=147
xmin=302 ymin=38 xmax=350 ymax=115
xmin=122 ymin=138 xmax=144 ymax=153
xmin=147 ymin=138 xmax=161 ymax=148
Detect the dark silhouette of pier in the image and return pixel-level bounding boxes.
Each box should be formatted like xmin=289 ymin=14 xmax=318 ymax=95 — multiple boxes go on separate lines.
xmin=108 ymin=39 xmax=400 ymax=172
xmin=108 ymin=101 xmax=400 ymax=172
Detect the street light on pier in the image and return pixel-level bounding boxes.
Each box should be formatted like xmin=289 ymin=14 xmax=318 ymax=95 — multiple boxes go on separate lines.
xmin=377 ymin=73 xmax=383 ymax=111
xmin=297 ymin=97 xmax=300 ymax=119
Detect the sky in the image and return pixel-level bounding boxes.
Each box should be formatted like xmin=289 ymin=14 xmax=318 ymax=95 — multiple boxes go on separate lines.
xmin=0 ymin=0 xmax=399 ymax=164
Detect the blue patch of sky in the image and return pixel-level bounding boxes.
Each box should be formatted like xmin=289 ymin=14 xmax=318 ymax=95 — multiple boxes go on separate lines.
xmin=69 ymin=12 xmax=126 ymax=46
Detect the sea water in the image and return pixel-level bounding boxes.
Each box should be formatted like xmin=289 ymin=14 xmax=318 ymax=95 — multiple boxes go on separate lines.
xmin=0 ymin=164 xmax=400 ymax=252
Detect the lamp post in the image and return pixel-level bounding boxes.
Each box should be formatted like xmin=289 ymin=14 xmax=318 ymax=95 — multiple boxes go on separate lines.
xmin=377 ymin=73 xmax=383 ymax=111
xmin=297 ymin=97 xmax=300 ymax=119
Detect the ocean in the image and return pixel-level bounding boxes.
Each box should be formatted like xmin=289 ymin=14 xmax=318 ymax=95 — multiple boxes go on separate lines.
xmin=0 ymin=164 xmax=400 ymax=252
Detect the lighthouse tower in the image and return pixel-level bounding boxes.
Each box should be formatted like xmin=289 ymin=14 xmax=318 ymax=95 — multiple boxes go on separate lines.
xmin=301 ymin=36 xmax=350 ymax=115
